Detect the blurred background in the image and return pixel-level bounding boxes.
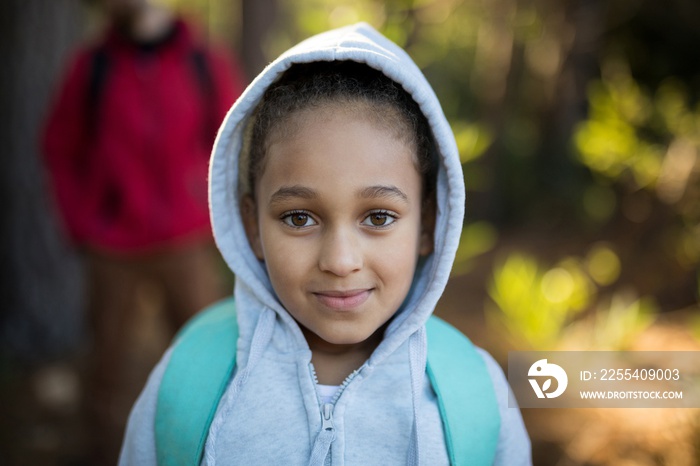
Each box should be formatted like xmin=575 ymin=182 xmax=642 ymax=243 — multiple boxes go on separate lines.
xmin=2 ymin=0 xmax=699 ymax=465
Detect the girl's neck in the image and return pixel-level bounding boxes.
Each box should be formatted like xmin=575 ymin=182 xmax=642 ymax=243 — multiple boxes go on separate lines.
xmin=304 ymin=326 xmax=384 ymax=385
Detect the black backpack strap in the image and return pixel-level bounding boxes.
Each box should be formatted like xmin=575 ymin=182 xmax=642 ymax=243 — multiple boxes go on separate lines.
xmin=86 ymin=45 xmax=110 ymax=139
xmin=189 ymin=47 xmax=218 ymax=143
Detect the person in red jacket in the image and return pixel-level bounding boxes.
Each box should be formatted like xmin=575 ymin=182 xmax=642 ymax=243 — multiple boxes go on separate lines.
xmin=42 ymin=0 xmax=245 ymax=461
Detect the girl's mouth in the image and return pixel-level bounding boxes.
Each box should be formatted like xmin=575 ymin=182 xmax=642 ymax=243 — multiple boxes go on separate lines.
xmin=313 ymin=289 xmax=372 ymax=310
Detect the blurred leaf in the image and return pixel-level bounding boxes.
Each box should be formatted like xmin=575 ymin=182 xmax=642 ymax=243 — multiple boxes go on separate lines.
xmin=451 ymin=121 xmax=493 ymax=164
xmin=590 ymin=292 xmax=657 ymax=350
xmin=487 ymin=253 xmax=583 ymax=349
xmin=451 ymin=221 xmax=498 ymax=276
xmin=585 ymin=243 xmax=621 ymax=287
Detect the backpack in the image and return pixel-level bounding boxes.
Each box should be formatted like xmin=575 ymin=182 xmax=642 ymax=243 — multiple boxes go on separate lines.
xmin=154 ymin=298 xmax=501 ymax=466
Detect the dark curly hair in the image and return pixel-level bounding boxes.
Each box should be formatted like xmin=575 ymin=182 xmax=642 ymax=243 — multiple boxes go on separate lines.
xmin=241 ymin=61 xmax=438 ymax=200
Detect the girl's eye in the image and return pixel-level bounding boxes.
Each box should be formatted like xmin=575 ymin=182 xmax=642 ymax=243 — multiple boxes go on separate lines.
xmin=362 ymin=211 xmax=396 ymax=227
xmin=282 ymin=212 xmax=317 ymax=228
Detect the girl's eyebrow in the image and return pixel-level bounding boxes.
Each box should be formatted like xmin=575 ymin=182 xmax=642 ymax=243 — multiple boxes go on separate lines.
xmin=358 ymin=185 xmax=409 ymax=203
xmin=268 ymin=184 xmax=409 ymax=206
xmin=269 ymin=185 xmax=318 ymax=206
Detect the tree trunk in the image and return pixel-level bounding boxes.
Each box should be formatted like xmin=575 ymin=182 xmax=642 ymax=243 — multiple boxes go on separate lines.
xmin=0 ymin=0 xmax=87 ymax=362
xmin=240 ymin=0 xmax=278 ymax=80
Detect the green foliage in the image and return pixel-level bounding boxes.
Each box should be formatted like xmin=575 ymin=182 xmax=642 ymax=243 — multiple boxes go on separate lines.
xmin=486 ymin=245 xmax=657 ymax=350
xmin=574 ymin=73 xmax=662 ymax=189
xmin=575 ymin=68 xmax=700 ymax=192
xmin=587 ymin=292 xmax=657 ymax=350
xmin=585 ymin=243 xmax=621 ymax=287
xmin=452 ymin=121 xmax=493 ymax=164
xmin=574 ymin=65 xmax=700 ymax=271
xmin=486 ymin=253 xmax=593 ymax=349
xmin=451 ymin=221 xmax=498 ymax=276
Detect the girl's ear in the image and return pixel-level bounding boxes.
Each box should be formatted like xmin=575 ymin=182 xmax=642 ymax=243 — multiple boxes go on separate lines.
xmin=419 ymin=194 xmax=436 ymax=256
xmin=241 ymin=195 xmax=264 ymax=260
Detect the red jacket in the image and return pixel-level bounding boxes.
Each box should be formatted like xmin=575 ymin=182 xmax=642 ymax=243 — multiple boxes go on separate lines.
xmin=43 ymin=19 xmax=244 ymax=253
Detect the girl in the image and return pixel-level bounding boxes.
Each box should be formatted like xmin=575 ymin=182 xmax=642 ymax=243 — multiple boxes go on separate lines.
xmin=119 ymin=23 xmax=531 ymax=465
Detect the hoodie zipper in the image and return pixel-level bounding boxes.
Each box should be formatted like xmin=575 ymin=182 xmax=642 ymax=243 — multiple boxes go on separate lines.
xmin=318 ymin=403 xmax=335 ymax=466
xmin=321 ymin=402 xmax=334 ymax=430
xmin=308 ymin=364 xmax=362 ymax=466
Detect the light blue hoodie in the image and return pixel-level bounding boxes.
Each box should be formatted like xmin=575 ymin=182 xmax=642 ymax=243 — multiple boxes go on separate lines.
xmin=119 ymin=23 xmax=531 ymax=465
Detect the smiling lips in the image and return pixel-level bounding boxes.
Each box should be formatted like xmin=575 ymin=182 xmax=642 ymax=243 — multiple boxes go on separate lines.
xmin=313 ymin=289 xmax=372 ymax=310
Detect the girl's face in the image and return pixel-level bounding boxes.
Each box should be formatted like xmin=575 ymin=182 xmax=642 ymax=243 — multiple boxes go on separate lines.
xmin=243 ymin=106 xmax=434 ymax=352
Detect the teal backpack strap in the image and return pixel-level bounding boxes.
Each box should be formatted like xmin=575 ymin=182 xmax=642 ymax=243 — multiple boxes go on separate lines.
xmin=426 ymin=315 xmax=501 ymax=466
xmin=155 ymin=297 xmax=238 ymax=466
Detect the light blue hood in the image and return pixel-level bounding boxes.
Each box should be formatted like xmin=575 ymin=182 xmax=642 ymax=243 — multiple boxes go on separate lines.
xmin=209 ymin=22 xmax=465 ymax=359
xmin=119 ymin=22 xmax=531 ymax=466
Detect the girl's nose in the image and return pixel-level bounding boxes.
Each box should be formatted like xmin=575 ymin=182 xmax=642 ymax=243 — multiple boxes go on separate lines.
xmin=318 ymin=229 xmax=362 ymax=277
